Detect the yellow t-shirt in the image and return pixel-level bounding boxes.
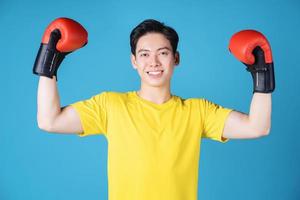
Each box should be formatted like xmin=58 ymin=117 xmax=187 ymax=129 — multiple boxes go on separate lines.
xmin=71 ymin=91 xmax=232 ymax=200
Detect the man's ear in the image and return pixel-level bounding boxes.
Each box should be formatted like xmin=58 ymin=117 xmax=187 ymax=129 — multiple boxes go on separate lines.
xmin=175 ymin=51 xmax=180 ymax=66
xmin=131 ymin=54 xmax=138 ymax=70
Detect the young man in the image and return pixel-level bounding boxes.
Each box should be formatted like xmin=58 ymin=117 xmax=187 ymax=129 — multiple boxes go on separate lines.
xmin=34 ymin=18 xmax=274 ymax=200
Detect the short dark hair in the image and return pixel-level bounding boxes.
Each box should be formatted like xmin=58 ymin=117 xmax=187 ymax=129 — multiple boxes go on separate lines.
xmin=130 ymin=19 xmax=179 ymax=55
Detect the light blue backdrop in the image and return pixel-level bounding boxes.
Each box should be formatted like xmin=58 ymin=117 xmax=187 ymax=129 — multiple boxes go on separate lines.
xmin=1 ymin=0 xmax=299 ymax=199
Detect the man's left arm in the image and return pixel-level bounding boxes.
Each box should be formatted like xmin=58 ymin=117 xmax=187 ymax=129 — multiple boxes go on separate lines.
xmin=222 ymin=30 xmax=275 ymax=139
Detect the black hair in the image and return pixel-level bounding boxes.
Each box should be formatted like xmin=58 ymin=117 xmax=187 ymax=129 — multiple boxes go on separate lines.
xmin=130 ymin=19 xmax=179 ymax=55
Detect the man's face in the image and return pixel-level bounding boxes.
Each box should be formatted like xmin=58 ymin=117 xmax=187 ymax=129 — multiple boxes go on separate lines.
xmin=131 ymin=33 xmax=179 ymax=88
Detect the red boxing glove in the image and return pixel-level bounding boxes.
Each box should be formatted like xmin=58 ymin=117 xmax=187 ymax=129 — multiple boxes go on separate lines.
xmin=229 ymin=30 xmax=275 ymax=93
xmin=33 ymin=17 xmax=88 ymax=81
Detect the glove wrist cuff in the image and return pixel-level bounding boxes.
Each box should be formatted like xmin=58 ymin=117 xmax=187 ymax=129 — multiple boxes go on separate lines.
xmin=33 ymin=43 xmax=67 ymax=81
xmin=247 ymin=62 xmax=275 ymax=93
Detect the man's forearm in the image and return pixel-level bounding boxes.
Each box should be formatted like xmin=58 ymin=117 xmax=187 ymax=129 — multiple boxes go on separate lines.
xmin=248 ymin=93 xmax=272 ymax=134
xmin=37 ymin=76 xmax=61 ymax=129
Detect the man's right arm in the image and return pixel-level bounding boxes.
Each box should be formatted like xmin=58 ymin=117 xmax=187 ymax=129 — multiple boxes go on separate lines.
xmin=34 ymin=18 xmax=88 ymax=134
xmin=37 ymin=76 xmax=83 ymax=134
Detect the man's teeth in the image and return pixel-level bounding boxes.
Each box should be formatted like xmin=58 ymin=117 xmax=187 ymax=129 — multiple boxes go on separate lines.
xmin=148 ymin=71 xmax=163 ymax=75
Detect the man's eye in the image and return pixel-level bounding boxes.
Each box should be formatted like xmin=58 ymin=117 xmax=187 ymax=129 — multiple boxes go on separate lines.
xmin=140 ymin=53 xmax=148 ymax=57
xmin=160 ymin=51 xmax=169 ymax=56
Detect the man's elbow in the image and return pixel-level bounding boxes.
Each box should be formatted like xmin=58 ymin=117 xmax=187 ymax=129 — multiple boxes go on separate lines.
xmin=37 ymin=119 xmax=53 ymax=132
xmin=256 ymin=127 xmax=271 ymax=137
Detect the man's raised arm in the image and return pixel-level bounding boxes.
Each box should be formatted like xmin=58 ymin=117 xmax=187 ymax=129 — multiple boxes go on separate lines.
xmin=34 ymin=18 xmax=88 ymax=134
xmin=223 ymin=30 xmax=275 ymax=139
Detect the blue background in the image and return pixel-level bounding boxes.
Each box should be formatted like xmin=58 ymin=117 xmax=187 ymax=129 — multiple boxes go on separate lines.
xmin=1 ymin=0 xmax=299 ymax=199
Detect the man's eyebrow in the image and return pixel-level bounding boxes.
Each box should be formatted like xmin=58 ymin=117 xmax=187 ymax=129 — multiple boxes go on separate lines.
xmin=137 ymin=47 xmax=172 ymax=53
xmin=137 ymin=49 xmax=150 ymax=53
xmin=157 ymin=47 xmax=172 ymax=51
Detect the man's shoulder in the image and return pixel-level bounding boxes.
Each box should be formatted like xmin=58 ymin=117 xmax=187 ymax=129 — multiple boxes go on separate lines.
xmin=104 ymin=91 xmax=133 ymax=98
xmin=171 ymin=95 xmax=208 ymax=109
xmin=175 ymin=95 xmax=205 ymax=103
xmin=95 ymin=91 xmax=134 ymax=103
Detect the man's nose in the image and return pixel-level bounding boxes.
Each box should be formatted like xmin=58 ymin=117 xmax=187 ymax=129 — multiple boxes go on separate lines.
xmin=149 ymin=55 xmax=160 ymax=67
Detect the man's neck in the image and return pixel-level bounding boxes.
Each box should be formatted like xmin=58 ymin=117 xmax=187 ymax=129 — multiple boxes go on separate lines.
xmin=137 ymin=84 xmax=172 ymax=105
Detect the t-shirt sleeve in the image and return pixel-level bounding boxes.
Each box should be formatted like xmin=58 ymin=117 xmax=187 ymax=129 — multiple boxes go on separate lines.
xmin=70 ymin=92 xmax=108 ymax=137
xmin=201 ymin=99 xmax=233 ymax=143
